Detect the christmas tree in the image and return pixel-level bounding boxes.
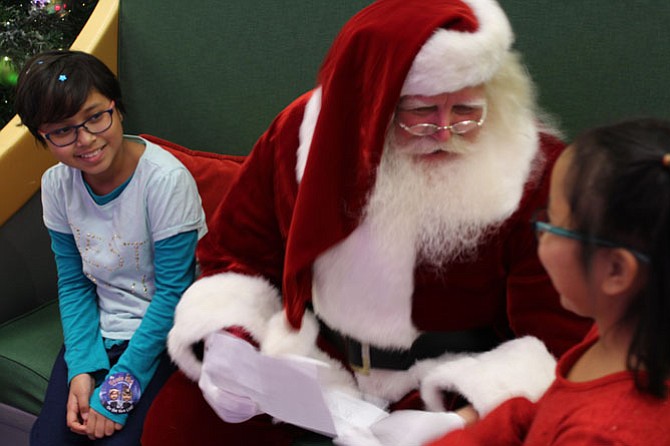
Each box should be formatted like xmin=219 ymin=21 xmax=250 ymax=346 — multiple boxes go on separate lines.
xmin=0 ymin=0 xmax=98 ymax=128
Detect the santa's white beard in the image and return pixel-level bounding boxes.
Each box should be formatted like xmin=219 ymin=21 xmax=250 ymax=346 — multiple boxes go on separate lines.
xmin=311 ymin=52 xmax=546 ymax=348
xmin=365 ymin=122 xmax=535 ymax=268
xmin=312 ymin=113 xmax=540 ymax=347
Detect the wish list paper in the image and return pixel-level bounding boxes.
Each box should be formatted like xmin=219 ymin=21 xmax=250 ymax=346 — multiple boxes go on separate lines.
xmin=201 ymin=331 xmax=388 ymax=437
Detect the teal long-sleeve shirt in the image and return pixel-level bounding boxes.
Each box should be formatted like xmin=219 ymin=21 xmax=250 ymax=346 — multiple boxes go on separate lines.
xmin=49 ymin=228 xmax=197 ymax=425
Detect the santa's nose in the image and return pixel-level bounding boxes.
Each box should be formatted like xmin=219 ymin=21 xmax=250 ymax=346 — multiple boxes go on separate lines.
xmin=432 ymin=126 xmax=453 ymax=142
xmin=432 ymin=112 xmax=453 ymax=142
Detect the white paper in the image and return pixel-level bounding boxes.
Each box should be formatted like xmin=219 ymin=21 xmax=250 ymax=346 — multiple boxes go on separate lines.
xmin=323 ymin=389 xmax=390 ymax=435
xmin=202 ymin=331 xmax=388 ymax=437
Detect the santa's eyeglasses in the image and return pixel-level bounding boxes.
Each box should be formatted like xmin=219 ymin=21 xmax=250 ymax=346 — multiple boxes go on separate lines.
xmin=395 ymin=103 xmax=487 ymax=137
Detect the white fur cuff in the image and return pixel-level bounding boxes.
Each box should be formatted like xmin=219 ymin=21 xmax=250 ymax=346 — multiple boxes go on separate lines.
xmin=261 ymin=310 xmax=320 ymax=357
xmin=420 ymin=336 xmax=556 ymax=416
xmin=167 ymin=272 xmax=282 ymax=381
xmin=262 ymin=310 xmax=361 ymax=399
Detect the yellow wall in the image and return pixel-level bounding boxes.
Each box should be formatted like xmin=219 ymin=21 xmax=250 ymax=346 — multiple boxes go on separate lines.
xmin=0 ymin=0 xmax=119 ymax=225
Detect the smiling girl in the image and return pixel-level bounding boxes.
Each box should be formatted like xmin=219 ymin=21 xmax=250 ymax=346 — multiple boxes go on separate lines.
xmin=15 ymin=50 xmax=206 ymax=445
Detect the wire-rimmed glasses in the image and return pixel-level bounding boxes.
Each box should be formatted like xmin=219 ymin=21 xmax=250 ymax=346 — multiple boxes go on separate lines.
xmin=396 ymin=103 xmax=487 ymax=137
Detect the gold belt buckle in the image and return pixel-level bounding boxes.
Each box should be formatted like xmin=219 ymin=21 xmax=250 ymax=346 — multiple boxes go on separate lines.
xmin=350 ymin=342 xmax=371 ymax=376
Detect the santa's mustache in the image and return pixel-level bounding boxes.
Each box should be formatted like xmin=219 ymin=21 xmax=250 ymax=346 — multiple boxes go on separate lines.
xmin=400 ymin=134 xmax=477 ymax=156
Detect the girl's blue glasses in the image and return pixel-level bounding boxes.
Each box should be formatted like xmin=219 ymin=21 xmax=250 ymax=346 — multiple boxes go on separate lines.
xmin=532 ymin=209 xmax=650 ymax=263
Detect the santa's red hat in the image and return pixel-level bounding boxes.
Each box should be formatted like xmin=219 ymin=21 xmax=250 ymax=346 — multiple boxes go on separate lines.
xmin=285 ymin=0 xmax=516 ymax=327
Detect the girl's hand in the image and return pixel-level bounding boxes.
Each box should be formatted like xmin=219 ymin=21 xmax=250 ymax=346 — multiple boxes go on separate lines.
xmin=86 ymin=408 xmax=123 ymax=439
xmin=455 ymin=404 xmax=480 ymax=425
xmin=66 ymin=373 xmax=95 ymax=435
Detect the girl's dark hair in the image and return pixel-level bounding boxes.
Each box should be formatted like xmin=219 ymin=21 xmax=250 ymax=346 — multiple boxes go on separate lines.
xmin=566 ymin=118 xmax=670 ymax=398
xmin=14 ymin=50 xmax=125 ymax=146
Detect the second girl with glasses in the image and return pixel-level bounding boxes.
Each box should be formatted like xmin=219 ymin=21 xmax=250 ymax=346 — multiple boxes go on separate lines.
xmin=427 ymin=118 xmax=670 ymax=445
xmin=15 ymin=50 xmax=207 ymax=445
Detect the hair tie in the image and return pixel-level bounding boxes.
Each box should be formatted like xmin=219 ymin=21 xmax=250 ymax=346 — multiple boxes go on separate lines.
xmin=663 ymin=153 xmax=670 ymax=168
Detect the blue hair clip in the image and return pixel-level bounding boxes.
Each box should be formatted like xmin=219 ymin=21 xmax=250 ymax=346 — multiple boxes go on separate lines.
xmin=58 ymin=74 xmax=67 ymax=82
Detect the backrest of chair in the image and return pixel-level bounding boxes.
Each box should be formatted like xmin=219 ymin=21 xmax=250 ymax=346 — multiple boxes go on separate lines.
xmin=119 ymin=1 xmax=670 ymax=155
xmin=503 ymin=0 xmax=670 ymax=140
xmin=118 ymin=0 xmax=370 ymax=155
xmin=0 ymin=194 xmax=57 ymax=324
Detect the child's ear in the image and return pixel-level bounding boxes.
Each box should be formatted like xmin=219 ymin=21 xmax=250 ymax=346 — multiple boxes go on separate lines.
xmin=601 ymin=248 xmax=642 ymax=296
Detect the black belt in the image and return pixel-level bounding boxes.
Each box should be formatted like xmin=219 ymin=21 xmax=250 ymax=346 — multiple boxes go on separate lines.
xmin=318 ymin=318 xmax=500 ymax=375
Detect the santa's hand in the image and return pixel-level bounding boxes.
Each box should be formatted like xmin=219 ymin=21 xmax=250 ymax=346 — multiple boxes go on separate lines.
xmin=198 ymin=359 xmax=262 ymax=423
xmin=197 ymin=328 xmax=263 ymax=423
xmin=369 ymin=410 xmax=465 ymax=445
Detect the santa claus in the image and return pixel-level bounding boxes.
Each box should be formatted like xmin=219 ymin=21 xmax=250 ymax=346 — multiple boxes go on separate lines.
xmin=142 ymin=0 xmax=590 ymax=444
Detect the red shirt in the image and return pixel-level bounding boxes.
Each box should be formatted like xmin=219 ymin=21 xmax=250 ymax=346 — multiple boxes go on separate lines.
xmin=430 ymin=329 xmax=670 ymax=445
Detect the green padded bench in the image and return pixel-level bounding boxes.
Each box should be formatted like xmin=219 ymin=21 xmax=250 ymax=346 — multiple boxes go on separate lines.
xmin=1 ymin=1 xmax=670 ymax=445
xmin=0 ymin=301 xmax=62 ymax=415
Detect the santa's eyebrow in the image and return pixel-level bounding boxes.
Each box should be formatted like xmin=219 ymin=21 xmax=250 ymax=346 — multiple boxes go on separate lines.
xmin=463 ymin=100 xmax=486 ymax=107
xmin=397 ymin=98 xmax=486 ymax=110
xmin=397 ymin=98 xmax=433 ymax=109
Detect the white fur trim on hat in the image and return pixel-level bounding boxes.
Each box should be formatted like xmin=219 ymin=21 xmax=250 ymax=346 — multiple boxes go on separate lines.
xmin=401 ymin=0 xmax=514 ymax=96
xmin=167 ymin=272 xmax=282 ymax=381
xmin=420 ymin=336 xmax=556 ymax=417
